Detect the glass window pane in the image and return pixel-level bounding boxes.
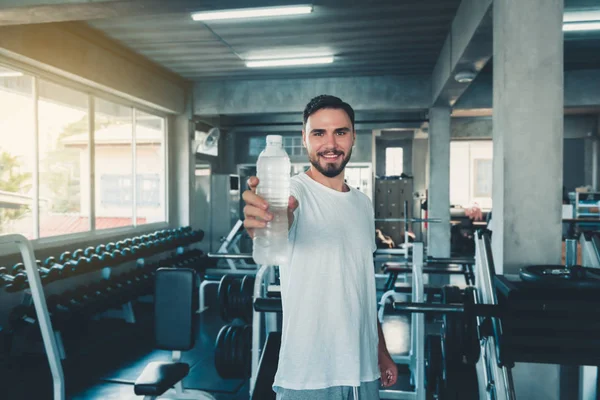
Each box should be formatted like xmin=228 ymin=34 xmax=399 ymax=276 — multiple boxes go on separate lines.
xmin=0 ymin=67 xmax=34 ymax=239
xmin=450 ymin=140 xmax=493 ymax=209
xmin=95 ymin=98 xmax=132 ymax=229
xmin=135 ymin=110 xmax=165 ymax=224
xmin=385 ymin=147 xmax=403 ymax=176
xmin=38 ymin=80 xmax=89 ymax=238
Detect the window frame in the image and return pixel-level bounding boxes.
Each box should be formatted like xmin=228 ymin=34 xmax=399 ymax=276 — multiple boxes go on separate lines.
xmin=0 ymin=58 xmax=170 ymax=254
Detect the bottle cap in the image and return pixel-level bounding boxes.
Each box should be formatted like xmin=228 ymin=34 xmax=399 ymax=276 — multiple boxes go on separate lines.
xmin=266 ymin=135 xmax=283 ymax=146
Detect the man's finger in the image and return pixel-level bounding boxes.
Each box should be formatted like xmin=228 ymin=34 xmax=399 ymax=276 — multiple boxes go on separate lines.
xmin=242 ymin=190 xmax=268 ymax=209
xmin=244 ymin=218 xmax=267 ymax=230
xmin=247 ymin=176 xmax=259 ymax=191
xmin=244 ymin=205 xmax=272 ymax=221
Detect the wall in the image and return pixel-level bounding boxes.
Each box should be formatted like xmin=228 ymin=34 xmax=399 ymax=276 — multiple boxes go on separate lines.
xmin=233 ymin=130 xmax=373 ymax=165
xmin=194 ymin=75 xmax=431 ymax=115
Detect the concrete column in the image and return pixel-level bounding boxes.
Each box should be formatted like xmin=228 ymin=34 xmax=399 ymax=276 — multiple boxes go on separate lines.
xmin=169 ymin=90 xmax=194 ymax=228
xmin=492 ymin=1 xmax=564 ymax=399
xmin=412 ymin=137 xmax=429 ymax=242
xmin=427 ymin=107 xmax=451 ymax=257
xmin=492 ymin=0 xmax=563 ymax=272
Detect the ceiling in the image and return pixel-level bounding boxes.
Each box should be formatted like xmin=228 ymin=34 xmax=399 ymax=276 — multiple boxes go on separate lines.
xmin=0 ymin=0 xmax=597 ymax=83
xmin=86 ymin=0 xmax=463 ymax=81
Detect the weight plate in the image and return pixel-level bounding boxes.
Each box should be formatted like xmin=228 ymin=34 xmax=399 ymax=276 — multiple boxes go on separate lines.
xmin=223 ymin=325 xmax=237 ymax=379
xmin=218 ymin=275 xmax=236 ymax=322
xmin=462 ymin=286 xmax=481 ymax=365
xmin=232 ymin=325 xmax=245 ymax=378
xmin=228 ymin=279 xmax=242 ymax=322
xmin=519 ymin=264 xmax=600 ymax=286
xmin=214 ymin=325 xmax=230 ymax=378
xmin=241 ymin=276 xmax=255 ymax=324
xmin=425 ymin=335 xmax=442 ymax=400
xmin=441 ymin=285 xmax=463 ymax=400
xmin=242 ymin=324 xmax=252 ymax=377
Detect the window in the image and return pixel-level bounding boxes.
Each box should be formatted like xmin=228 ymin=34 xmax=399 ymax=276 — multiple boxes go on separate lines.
xmin=385 ymin=147 xmax=403 ymax=176
xmin=249 ymin=135 xmax=306 ymax=157
xmin=283 ymin=136 xmax=306 ymax=156
xmin=0 ymin=62 xmax=167 ymax=241
xmin=94 ymin=98 xmax=133 ymax=227
xmin=38 ymin=79 xmax=88 ymax=238
xmin=0 ymin=67 xmax=34 ymax=238
xmin=450 ymin=140 xmax=493 ymax=209
xmin=135 ymin=110 xmax=165 ymax=224
xmin=100 ymin=174 xmax=160 ymax=207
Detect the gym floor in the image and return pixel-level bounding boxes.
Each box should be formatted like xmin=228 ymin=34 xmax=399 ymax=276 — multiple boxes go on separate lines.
xmin=1 ymin=274 xmax=417 ymax=400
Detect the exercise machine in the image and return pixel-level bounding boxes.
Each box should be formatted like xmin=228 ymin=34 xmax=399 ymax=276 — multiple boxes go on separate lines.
xmin=197 ymin=253 xmax=256 ymax=313
xmin=134 ymin=267 xmax=216 ymax=400
xmin=393 ymin=231 xmax=600 ymax=399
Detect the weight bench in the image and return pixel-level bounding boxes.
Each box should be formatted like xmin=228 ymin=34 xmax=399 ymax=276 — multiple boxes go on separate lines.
xmin=134 ymin=268 xmax=216 ymax=400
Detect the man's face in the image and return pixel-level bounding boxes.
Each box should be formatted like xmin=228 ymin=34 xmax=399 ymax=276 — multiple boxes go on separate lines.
xmin=302 ymin=108 xmax=355 ymax=178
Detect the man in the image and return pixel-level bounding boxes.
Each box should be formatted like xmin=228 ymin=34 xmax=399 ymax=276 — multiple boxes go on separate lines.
xmin=242 ymin=95 xmax=398 ymax=400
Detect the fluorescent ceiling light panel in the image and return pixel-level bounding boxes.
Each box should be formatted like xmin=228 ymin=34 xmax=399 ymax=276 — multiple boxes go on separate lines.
xmin=192 ymin=5 xmax=312 ymax=21
xmin=563 ymin=21 xmax=600 ymax=31
xmin=563 ymin=10 xmax=600 ymax=23
xmin=246 ymin=56 xmax=334 ymax=68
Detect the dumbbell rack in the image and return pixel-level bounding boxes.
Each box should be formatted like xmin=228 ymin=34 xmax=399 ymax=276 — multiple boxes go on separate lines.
xmin=0 ymin=233 xmax=65 ymax=400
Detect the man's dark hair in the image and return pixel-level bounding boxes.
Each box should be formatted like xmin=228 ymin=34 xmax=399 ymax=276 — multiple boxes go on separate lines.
xmin=303 ymin=94 xmax=355 ymax=129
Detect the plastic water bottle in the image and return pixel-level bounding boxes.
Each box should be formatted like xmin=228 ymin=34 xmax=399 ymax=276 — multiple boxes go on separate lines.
xmin=252 ymin=135 xmax=291 ymax=265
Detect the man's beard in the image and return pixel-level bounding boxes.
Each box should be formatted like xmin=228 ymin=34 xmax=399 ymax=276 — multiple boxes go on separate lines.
xmin=308 ymin=147 xmax=353 ymax=178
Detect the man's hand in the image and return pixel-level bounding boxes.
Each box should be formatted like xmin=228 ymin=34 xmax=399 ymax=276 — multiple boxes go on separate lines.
xmin=242 ymin=176 xmax=298 ymax=239
xmin=379 ymin=351 xmax=398 ymax=388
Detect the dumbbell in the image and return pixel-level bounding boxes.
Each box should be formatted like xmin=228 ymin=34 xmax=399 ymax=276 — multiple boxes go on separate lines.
xmin=99 ymin=252 xmax=115 ymax=268
xmin=83 ymin=246 xmax=96 ymax=258
xmin=96 ymin=244 xmax=107 ymax=255
xmin=46 ymin=293 xmax=87 ymax=328
xmin=105 ymin=242 xmax=116 ymax=252
xmin=112 ymin=249 xmax=124 ymax=263
xmin=0 ymin=267 xmax=28 ymax=292
xmin=88 ymin=254 xmax=103 ymax=271
xmin=72 ymin=248 xmax=85 ymax=260
xmin=42 ymin=257 xmax=64 ymax=283
xmin=59 ymin=251 xmax=72 ymax=264
xmin=70 ymin=284 xmax=106 ymax=314
xmin=12 ymin=261 xmax=55 ymax=285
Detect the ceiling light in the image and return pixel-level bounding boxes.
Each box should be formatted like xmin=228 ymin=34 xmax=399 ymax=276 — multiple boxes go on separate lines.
xmin=563 ymin=10 xmax=600 ymax=23
xmin=454 ymin=71 xmax=476 ymax=84
xmin=0 ymin=71 xmax=23 ymax=77
xmin=563 ymin=21 xmax=600 ymax=32
xmin=191 ymin=5 xmax=313 ymax=21
xmin=246 ymin=56 xmax=334 ymax=68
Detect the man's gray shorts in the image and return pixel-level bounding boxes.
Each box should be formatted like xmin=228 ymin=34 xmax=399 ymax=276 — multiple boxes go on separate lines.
xmin=274 ymin=380 xmax=380 ymax=400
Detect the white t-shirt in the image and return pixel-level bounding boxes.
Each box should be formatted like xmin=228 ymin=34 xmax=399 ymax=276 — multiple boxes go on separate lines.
xmin=272 ymin=172 xmax=380 ymax=391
